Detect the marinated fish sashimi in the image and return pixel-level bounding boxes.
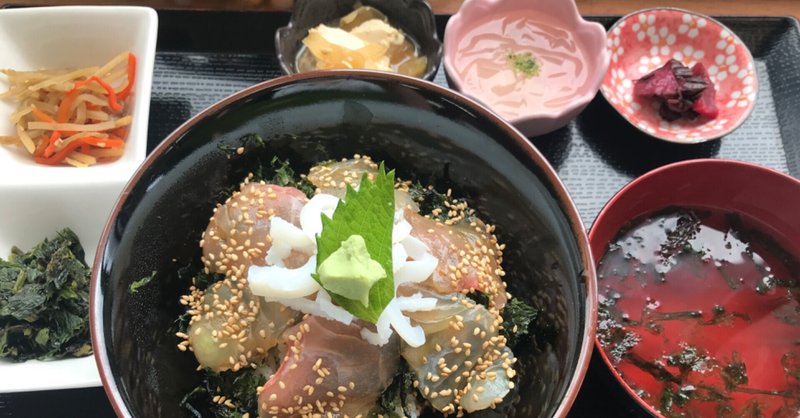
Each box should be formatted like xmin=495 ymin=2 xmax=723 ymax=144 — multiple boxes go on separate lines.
xmin=202 ymin=181 xmax=309 ymax=277
xmin=181 ymin=282 xmax=299 ymax=372
xmin=257 ymin=316 xmax=400 ymax=417
xmin=307 ymin=155 xmax=419 ymax=211
xmin=402 ymin=293 xmax=515 ymax=414
xmin=405 ymin=210 xmax=508 ymax=309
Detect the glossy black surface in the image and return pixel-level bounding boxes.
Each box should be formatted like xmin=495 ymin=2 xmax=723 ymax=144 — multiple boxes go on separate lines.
xmin=96 ymin=73 xmax=590 ymax=417
xmin=275 ymin=0 xmax=443 ymax=80
xmin=2 ymin=9 xmax=800 ymax=418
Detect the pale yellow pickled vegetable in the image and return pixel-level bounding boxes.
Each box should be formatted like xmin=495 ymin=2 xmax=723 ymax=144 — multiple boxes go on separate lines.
xmin=339 ymin=5 xmax=388 ymax=31
xmin=298 ymin=5 xmax=428 ymax=77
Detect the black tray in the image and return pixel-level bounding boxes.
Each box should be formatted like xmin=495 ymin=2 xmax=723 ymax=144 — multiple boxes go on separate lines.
xmin=2 ymin=9 xmax=799 ymax=418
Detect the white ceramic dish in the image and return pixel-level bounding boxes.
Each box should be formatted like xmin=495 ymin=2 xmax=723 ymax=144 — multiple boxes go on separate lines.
xmin=0 ymin=5 xmax=158 ymax=392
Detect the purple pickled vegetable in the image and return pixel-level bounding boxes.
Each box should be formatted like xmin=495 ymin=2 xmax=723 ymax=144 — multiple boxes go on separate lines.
xmin=690 ymin=63 xmax=719 ymax=119
xmin=634 ymin=61 xmax=681 ymax=98
xmin=634 ymin=59 xmax=717 ymax=122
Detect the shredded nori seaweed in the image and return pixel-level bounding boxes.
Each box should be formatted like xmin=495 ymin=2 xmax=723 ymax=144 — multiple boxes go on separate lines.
xmin=180 ymin=368 xmax=268 ymax=418
xmin=129 ymin=271 xmax=156 ymax=294
xmin=257 ymin=156 xmax=315 ymax=198
xmin=373 ymin=362 xmax=423 ymax=418
xmin=217 ymin=134 xmax=316 ymax=199
xmin=501 ymin=298 xmax=538 ymax=348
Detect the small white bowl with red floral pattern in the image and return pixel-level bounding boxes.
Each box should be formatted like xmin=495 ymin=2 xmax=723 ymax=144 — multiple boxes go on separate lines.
xmin=601 ymin=8 xmax=757 ymax=144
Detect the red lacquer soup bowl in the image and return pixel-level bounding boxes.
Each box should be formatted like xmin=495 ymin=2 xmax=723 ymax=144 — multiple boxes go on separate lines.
xmin=590 ymin=159 xmax=800 ymax=417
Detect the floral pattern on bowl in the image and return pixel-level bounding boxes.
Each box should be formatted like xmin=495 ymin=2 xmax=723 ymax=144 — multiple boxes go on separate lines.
xmin=601 ymin=8 xmax=757 ymax=144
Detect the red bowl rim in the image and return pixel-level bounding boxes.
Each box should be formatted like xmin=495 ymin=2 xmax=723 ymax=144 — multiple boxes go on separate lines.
xmin=588 ymin=158 xmax=800 ymax=417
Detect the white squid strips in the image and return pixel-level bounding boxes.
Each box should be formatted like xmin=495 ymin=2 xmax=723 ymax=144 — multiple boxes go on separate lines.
xmin=362 ymin=294 xmax=438 ymax=348
xmin=315 ymin=288 xmax=355 ymax=325
xmin=392 ymin=243 xmax=408 ymax=273
xmin=249 ymin=194 xmax=339 ymax=301
xmin=358 ymin=210 xmax=440 ymax=348
xmin=248 ymin=255 xmax=320 ymax=299
xmin=264 ymin=217 xmax=315 ymax=266
xmin=393 ymin=211 xmax=438 ymax=286
xmin=360 ymin=305 xmax=393 ymax=346
xmin=299 ymin=193 xmax=339 ymax=240
xmin=395 ymin=253 xmax=438 ymax=286
xmin=395 ymin=235 xmax=438 ymax=286
xmin=392 ymin=209 xmax=412 ymax=243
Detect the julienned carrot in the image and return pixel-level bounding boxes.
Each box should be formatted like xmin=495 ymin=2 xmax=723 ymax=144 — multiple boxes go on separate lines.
xmin=54 ymin=92 xmax=80 ymax=136
xmin=42 ymin=130 xmax=62 ymax=158
xmin=34 ymin=136 xmax=124 ymax=165
xmin=56 ymin=90 xmax=80 ymax=123
xmin=30 ymin=107 xmax=55 ymax=123
xmin=116 ymin=53 xmax=136 ymax=100
xmin=33 ymin=135 xmax=49 ymax=157
xmin=110 ymin=127 xmax=127 ymax=139
xmin=71 ymin=76 xmax=122 ymax=113
xmin=35 ymin=138 xmax=86 ymax=165
xmin=4 ymin=51 xmax=135 ymax=167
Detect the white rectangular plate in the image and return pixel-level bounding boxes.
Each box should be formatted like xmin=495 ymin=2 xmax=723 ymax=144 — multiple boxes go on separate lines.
xmin=0 ymin=5 xmax=158 ymax=393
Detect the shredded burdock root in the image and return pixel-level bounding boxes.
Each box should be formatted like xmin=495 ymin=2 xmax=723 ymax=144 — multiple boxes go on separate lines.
xmin=0 ymin=51 xmax=136 ymax=167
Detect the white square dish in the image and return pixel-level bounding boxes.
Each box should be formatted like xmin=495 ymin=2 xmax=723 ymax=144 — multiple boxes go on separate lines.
xmin=0 ymin=5 xmax=158 ymax=392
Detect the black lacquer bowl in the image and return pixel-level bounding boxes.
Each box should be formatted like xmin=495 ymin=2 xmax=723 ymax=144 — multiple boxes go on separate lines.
xmin=90 ymin=71 xmax=596 ymax=418
xmin=275 ymin=0 xmax=442 ymax=81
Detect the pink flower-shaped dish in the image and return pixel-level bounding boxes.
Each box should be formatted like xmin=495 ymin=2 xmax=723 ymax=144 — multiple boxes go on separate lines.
xmin=443 ymin=0 xmax=608 ymax=137
xmin=601 ymin=8 xmax=757 ymax=144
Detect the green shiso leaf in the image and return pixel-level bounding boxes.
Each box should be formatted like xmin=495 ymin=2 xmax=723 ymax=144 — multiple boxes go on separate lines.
xmin=313 ymin=163 xmax=395 ymax=323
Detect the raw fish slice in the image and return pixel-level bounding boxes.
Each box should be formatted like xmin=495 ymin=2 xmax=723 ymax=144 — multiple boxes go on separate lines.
xmin=258 ymin=316 xmax=400 ymax=417
xmin=404 ymin=209 xmax=507 ymax=309
xmin=185 ymin=284 xmax=299 ymax=372
xmin=307 ymin=156 xmax=379 ymax=198
xmin=402 ymin=293 xmax=515 ymax=414
xmin=307 ymin=156 xmax=418 ymax=211
xmin=202 ymin=182 xmax=308 ymax=277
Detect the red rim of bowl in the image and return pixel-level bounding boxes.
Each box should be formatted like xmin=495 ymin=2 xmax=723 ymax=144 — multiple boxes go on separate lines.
xmin=89 ymin=68 xmax=598 ymax=418
xmin=589 ymin=158 xmax=800 ymax=417
xmin=600 ymin=7 xmax=759 ymax=144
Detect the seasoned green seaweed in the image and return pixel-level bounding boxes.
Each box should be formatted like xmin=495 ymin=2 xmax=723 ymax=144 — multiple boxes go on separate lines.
xmin=0 ymin=228 xmax=92 ymax=361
